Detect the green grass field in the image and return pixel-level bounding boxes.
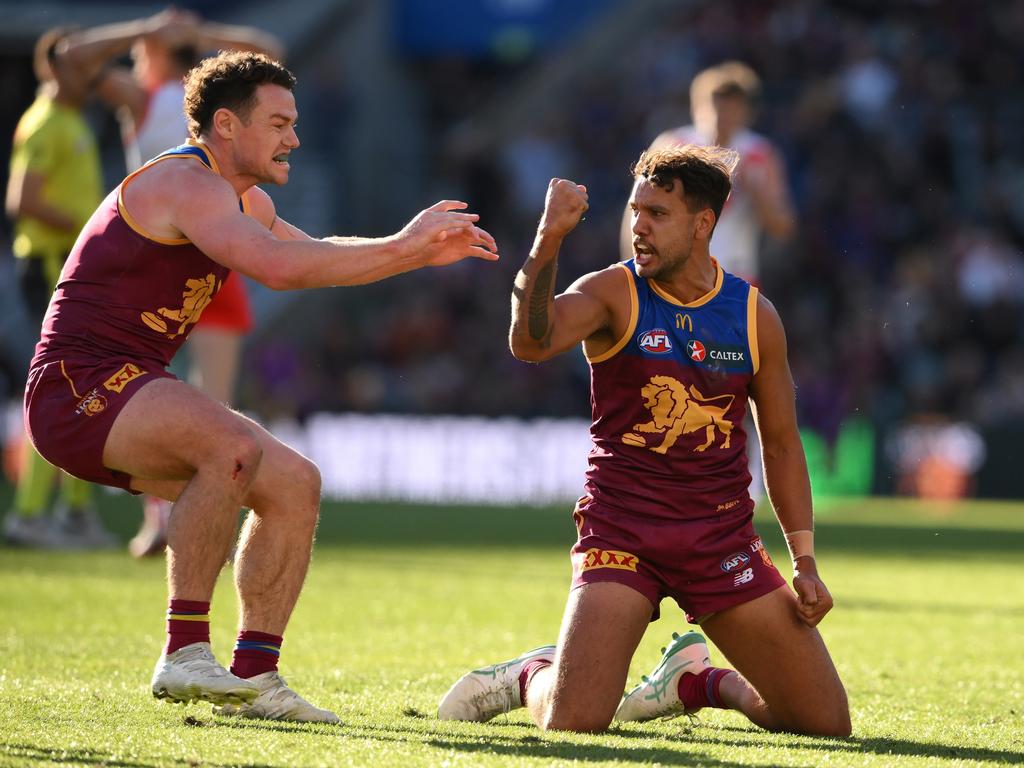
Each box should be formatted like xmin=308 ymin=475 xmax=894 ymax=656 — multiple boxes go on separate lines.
xmin=1 ymin=492 xmax=1022 ymax=767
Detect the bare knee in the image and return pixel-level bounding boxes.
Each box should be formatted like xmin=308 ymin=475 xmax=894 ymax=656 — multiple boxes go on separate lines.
xmin=207 ymin=426 xmax=263 ymax=490
xmin=540 ymin=703 xmax=613 ymax=734
xmin=297 ymin=455 xmax=322 ymax=497
xmin=804 ymin=697 xmax=851 ymax=738
xmin=281 ymin=452 xmax=321 ymax=501
xmin=779 ymin=690 xmax=851 ymax=738
xmin=249 ymin=450 xmax=321 ymax=516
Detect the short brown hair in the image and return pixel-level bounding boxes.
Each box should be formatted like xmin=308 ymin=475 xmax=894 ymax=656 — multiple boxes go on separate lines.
xmin=183 ymin=51 xmax=295 ymax=138
xmin=690 ymin=61 xmax=761 ymax=109
xmin=632 ymin=145 xmax=739 ymax=224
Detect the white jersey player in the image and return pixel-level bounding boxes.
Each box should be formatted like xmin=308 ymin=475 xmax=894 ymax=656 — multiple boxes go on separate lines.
xmin=625 ymin=62 xmax=795 ymax=283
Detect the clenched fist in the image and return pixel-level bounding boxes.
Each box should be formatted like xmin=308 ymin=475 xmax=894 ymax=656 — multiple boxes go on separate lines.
xmin=538 ymin=179 xmax=589 ymax=238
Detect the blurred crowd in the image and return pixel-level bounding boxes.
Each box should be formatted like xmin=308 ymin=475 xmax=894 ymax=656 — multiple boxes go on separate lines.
xmin=3 ymin=1 xmax=1021 ymax=500
xmin=243 ymin=1 xmax=1024 ymax=474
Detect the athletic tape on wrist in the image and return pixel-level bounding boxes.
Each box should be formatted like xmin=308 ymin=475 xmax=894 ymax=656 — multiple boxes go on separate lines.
xmin=784 ymin=529 xmax=814 ymax=563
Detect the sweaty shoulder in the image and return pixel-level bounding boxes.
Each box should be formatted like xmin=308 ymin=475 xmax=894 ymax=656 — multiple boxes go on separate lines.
xmin=121 ymin=156 xmax=238 ymax=242
xmin=570 ymin=263 xmax=636 ymax=360
xmin=567 ymin=262 xmax=631 ymax=300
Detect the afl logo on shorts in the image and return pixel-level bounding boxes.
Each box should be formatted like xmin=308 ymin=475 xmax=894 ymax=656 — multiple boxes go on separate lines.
xmin=720 ymin=551 xmax=750 ymax=573
xmin=687 ymin=339 xmax=707 ymax=362
xmin=638 ymin=329 xmax=673 ymax=354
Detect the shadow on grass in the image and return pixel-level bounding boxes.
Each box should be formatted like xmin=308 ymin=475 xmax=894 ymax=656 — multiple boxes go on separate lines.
xmin=691 ymin=724 xmax=1024 ymax=765
xmin=344 ymin=721 xmax=799 ymax=767
xmin=350 ymin=718 xmax=1024 ymax=767
xmin=2 ymin=743 xmax=284 ymax=768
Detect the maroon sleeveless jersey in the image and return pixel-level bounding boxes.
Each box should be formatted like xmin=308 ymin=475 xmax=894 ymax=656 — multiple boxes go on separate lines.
xmin=31 ymin=142 xmax=240 ymax=370
xmin=583 ymin=259 xmax=760 ymax=520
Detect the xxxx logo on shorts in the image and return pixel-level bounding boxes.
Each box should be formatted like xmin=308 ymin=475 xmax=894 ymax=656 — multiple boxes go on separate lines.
xmin=103 ymin=362 xmax=148 ymax=393
xmin=577 ymin=548 xmax=639 ymax=573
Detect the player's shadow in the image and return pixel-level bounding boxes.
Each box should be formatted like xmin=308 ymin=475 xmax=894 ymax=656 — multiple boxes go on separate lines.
xmin=691 ymin=725 xmax=1024 ymax=765
xmin=1 ymin=743 xmax=283 ymax=768
xmin=342 ymin=721 xmax=800 ymax=767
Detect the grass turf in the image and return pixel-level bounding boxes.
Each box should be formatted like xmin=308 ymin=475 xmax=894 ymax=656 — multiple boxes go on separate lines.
xmin=1 ymin=493 xmax=1022 ymax=767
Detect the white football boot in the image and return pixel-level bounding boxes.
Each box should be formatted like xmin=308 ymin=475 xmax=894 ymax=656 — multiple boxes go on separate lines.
xmin=614 ymin=631 xmax=712 ymax=722
xmin=214 ymin=671 xmax=340 ymax=723
xmin=438 ymin=645 xmax=556 ymax=722
xmin=151 ymin=642 xmax=258 ymax=706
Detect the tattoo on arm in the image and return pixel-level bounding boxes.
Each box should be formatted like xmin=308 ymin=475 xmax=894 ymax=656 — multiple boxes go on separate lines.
xmin=527 ymin=261 xmax=555 ymax=346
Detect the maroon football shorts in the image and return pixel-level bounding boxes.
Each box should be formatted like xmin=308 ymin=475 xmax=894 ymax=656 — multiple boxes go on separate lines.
xmin=24 ymin=357 xmax=175 ymax=491
xmin=570 ymin=493 xmax=786 ymax=623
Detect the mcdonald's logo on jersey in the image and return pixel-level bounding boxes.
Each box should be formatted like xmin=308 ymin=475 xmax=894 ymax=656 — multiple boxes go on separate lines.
xmin=675 ymin=313 xmax=693 ymax=332
xmin=638 ymin=328 xmax=673 ymax=354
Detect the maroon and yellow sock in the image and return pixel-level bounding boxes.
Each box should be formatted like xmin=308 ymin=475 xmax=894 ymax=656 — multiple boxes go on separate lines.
xmin=679 ymin=667 xmax=731 ymax=711
xmin=230 ymin=630 xmax=283 ymax=679
xmin=518 ymin=659 xmax=552 ymax=706
xmin=166 ymin=599 xmax=210 ymax=654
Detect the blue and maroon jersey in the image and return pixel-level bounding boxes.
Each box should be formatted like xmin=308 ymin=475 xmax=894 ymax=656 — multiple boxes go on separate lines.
xmin=583 ymin=258 xmax=760 ymax=520
xmin=32 ymin=141 xmax=249 ymax=370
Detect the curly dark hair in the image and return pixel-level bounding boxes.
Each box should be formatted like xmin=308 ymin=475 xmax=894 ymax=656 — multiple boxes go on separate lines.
xmin=632 ymin=145 xmax=739 ymax=224
xmin=183 ymin=51 xmax=295 ymax=138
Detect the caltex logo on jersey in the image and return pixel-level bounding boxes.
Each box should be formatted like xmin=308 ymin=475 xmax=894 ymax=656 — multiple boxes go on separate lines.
xmin=687 ymin=339 xmax=706 ymax=361
xmin=638 ymin=328 xmax=673 ymax=354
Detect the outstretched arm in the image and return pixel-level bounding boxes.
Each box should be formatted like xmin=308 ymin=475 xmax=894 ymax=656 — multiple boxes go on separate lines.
xmin=163 ymin=168 xmax=497 ymax=289
xmin=748 ymin=294 xmax=830 ymax=627
xmin=511 ymin=178 xmax=616 ymax=362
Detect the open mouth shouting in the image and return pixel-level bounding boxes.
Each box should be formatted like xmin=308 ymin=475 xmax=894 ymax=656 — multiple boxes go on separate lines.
xmin=634 ymin=239 xmax=656 ymax=266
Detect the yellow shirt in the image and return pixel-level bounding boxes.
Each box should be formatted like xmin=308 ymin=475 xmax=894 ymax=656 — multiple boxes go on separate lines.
xmin=9 ymin=94 xmax=102 ymax=271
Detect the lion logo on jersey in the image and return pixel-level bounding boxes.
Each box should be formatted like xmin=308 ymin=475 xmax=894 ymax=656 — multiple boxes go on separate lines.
xmin=622 ymin=375 xmax=735 ymax=454
xmin=140 ymin=274 xmax=219 ymax=338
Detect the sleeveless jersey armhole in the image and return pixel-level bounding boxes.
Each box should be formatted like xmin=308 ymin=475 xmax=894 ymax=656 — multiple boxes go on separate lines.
xmin=586 ymin=263 xmax=639 ymax=364
xmin=747 ymin=285 xmax=760 ymax=376
xmin=117 ymin=154 xmax=195 ymax=245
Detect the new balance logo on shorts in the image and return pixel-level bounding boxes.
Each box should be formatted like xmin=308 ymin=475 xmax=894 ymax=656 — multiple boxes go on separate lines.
xmin=732 ymin=567 xmax=754 ymax=587
xmin=577 ymin=548 xmax=640 ymax=573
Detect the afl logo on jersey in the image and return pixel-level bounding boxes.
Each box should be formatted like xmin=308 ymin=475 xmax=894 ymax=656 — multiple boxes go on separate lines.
xmin=687 ymin=339 xmax=707 ymax=361
xmin=638 ymin=329 xmax=673 ymax=354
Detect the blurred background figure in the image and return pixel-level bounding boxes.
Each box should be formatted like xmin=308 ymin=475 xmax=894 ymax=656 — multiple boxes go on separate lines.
xmin=58 ymin=9 xmax=284 ymax=557
xmin=630 ymin=61 xmax=796 ymax=284
xmin=2 ymin=26 xmax=113 ymax=549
